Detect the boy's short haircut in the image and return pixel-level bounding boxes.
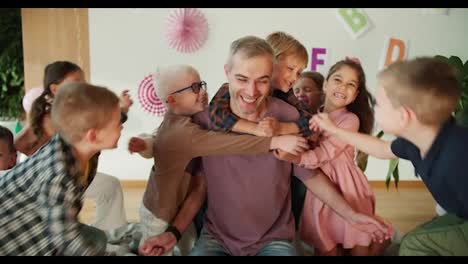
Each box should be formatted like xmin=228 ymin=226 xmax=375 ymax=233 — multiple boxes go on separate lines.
xmin=378 ymin=57 xmax=461 ymax=126
xmin=51 ymin=82 xmax=120 ymax=144
xmin=0 ymin=125 xmax=15 ymax=153
xmin=300 ymin=71 xmax=324 ymax=91
xmin=226 ymin=35 xmax=274 ymax=71
xmin=266 ymin=31 xmax=308 ymax=67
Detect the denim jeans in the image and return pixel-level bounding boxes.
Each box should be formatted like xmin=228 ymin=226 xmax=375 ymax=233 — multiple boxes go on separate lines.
xmin=189 ymin=228 xmax=297 ymax=256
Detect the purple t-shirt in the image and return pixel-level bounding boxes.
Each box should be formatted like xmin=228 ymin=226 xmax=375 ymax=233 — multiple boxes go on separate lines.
xmin=192 ymin=97 xmax=314 ymax=256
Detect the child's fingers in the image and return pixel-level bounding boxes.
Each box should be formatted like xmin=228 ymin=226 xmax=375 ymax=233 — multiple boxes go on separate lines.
xmin=369 ymin=218 xmax=389 ymax=235
xmin=375 ymin=215 xmax=393 ymax=239
xmin=150 ymin=246 xmax=163 ymax=256
xmin=297 ymin=141 xmax=309 ymax=150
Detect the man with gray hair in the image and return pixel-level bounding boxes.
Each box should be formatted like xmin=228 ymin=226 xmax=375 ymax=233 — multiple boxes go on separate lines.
xmin=131 ymin=64 xmax=309 ymax=256
xmin=140 ymin=36 xmax=391 ymax=256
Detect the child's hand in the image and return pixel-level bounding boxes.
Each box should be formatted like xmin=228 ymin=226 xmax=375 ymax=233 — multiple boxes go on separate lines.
xmin=256 ymin=116 xmax=280 ymax=137
xmin=349 ymin=212 xmax=393 ymax=243
xmin=272 ymin=135 xmax=309 ymax=156
xmin=273 ymin=149 xmax=301 ymax=164
xmin=311 ymin=113 xmax=337 ymax=134
xmin=139 ymin=231 xmax=177 ymax=256
xmin=128 ymin=137 xmax=146 ymax=153
xmin=120 ymin=89 xmax=133 ymax=114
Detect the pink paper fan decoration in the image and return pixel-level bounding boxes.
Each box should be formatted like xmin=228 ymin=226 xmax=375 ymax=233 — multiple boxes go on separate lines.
xmin=165 ymin=8 xmax=209 ymax=53
xmin=138 ymin=74 xmax=167 ymax=116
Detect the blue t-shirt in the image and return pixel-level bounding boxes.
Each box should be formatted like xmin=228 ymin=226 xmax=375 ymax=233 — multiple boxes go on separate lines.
xmin=391 ymin=118 xmax=468 ymax=220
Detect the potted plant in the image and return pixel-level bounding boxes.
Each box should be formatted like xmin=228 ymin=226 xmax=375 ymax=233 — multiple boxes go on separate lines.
xmin=358 ymin=55 xmax=468 ymax=189
xmin=0 ymin=8 xmax=25 ymax=133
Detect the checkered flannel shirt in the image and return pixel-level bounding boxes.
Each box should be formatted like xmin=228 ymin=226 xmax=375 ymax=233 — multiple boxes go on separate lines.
xmin=0 ymin=134 xmax=104 ymax=256
xmin=208 ymin=83 xmax=315 ymax=137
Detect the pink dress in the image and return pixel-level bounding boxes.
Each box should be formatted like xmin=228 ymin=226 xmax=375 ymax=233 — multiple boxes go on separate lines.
xmin=298 ymin=107 xmax=377 ymax=252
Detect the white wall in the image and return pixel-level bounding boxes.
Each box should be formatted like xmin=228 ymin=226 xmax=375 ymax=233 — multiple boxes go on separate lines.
xmin=88 ymin=8 xmax=468 ymax=181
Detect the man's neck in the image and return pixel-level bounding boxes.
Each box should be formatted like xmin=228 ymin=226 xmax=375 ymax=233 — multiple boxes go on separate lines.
xmin=400 ymin=123 xmax=442 ymax=159
xmin=230 ymin=99 xmax=268 ymax=122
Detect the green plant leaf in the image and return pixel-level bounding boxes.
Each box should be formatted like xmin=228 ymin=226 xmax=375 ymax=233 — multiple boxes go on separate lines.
xmin=357 ymin=152 xmax=369 ymax=172
xmin=448 ymin=56 xmax=464 ymax=72
xmin=393 ymin=163 xmax=399 ymax=188
xmin=434 ymin=55 xmax=449 ymax=62
xmin=0 ymin=8 xmax=24 ymax=119
xmin=376 ymin=130 xmax=384 ymax=138
xmin=385 ymin=158 xmax=399 ymax=190
xmin=456 ymin=106 xmax=468 ymax=128
xmin=462 ymin=60 xmax=468 ymax=79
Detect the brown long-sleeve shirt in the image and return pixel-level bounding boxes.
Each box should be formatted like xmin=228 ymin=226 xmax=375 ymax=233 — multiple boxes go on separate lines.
xmin=142 ymin=111 xmax=272 ymax=223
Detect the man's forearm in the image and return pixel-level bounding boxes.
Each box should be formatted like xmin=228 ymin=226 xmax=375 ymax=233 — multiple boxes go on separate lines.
xmin=302 ymin=172 xmax=357 ymax=221
xmin=172 ymin=175 xmax=206 ymax=234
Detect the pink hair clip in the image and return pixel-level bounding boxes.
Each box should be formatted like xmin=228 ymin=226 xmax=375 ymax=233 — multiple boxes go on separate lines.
xmin=345 ymin=56 xmax=361 ymax=65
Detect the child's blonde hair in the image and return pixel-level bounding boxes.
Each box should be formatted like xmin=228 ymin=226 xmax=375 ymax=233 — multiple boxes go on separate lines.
xmin=226 ymin=36 xmax=274 ymax=71
xmin=51 ymin=82 xmax=120 ymax=144
xmin=154 ymin=65 xmax=200 ymax=106
xmin=378 ymin=57 xmax=461 ymax=126
xmin=266 ymin=31 xmax=308 ymax=66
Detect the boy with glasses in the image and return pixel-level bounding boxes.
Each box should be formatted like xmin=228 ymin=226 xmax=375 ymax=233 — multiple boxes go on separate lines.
xmin=129 ymin=64 xmax=309 ymax=256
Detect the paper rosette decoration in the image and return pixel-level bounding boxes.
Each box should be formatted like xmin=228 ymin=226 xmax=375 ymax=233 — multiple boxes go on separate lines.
xmin=22 ymin=87 xmax=44 ymax=113
xmin=137 ymin=74 xmax=167 ymax=116
xmin=165 ymin=8 xmax=209 ymax=53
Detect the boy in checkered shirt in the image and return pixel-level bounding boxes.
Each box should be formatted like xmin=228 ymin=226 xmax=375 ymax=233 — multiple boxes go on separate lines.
xmin=0 ymin=82 xmax=123 ymax=255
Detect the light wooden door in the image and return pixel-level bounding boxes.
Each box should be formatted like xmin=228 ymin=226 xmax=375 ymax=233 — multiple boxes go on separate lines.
xmin=21 ymin=8 xmax=90 ymax=92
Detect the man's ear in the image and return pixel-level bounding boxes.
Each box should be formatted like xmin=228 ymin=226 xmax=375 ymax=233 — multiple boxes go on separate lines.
xmin=167 ymin=95 xmax=177 ymax=107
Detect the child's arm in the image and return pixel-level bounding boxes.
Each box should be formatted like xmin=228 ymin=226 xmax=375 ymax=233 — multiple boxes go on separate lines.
xmin=39 ymin=175 xmax=103 ymax=255
xmin=14 ymin=125 xmax=50 ymax=156
xmin=128 ymin=133 xmax=154 ymax=159
xmin=119 ymin=89 xmax=133 ymax=114
xmin=189 ymin=122 xmax=309 ymax=158
xmin=139 ymin=159 xmax=206 ymax=256
xmin=14 ymin=125 xmax=36 ymax=156
xmin=299 ymin=114 xmax=361 ymax=169
xmin=208 ymin=84 xmax=302 ymax=137
xmin=301 ymin=170 xmax=392 ymax=242
xmin=312 ymin=113 xmax=396 ymax=160
xmin=272 ymin=89 xmax=315 ymax=137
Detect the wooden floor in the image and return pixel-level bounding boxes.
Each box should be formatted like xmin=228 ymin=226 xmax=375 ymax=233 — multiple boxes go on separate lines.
xmin=80 ymin=184 xmax=436 ymax=235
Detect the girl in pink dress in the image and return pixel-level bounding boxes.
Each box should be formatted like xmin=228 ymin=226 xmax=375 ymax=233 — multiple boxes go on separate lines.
xmin=297 ymin=58 xmax=391 ymax=256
